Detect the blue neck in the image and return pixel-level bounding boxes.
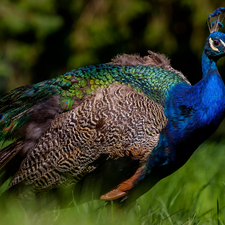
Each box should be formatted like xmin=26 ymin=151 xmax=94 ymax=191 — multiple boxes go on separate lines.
xmin=145 ymin=46 xmax=225 ymax=174
xmin=202 ymin=50 xmax=218 ymax=77
xmin=162 ymin=49 xmax=225 ymax=163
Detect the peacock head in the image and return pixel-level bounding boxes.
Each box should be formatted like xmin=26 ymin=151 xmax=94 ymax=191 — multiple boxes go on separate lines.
xmin=204 ymin=31 xmax=225 ymax=60
xmin=204 ymin=7 xmax=225 ymax=60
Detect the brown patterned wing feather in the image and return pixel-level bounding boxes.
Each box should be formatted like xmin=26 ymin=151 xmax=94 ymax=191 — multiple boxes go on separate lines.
xmin=8 ymin=83 xmax=168 ymax=201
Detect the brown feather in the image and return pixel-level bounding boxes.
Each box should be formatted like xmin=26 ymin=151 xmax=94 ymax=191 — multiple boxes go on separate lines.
xmin=108 ymin=51 xmax=190 ymax=84
xmin=7 ymin=84 xmax=167 ymax=204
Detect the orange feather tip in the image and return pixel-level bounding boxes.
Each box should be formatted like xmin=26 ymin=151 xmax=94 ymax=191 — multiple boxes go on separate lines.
xmin=3 ymin=122 xmax=15 ymax=133
xmin=100 ymin=189 xmax=127 ymax=200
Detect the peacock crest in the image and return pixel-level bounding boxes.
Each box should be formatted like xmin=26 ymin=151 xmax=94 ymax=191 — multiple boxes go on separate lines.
xmin=207 ymin=7 xmax=225 ymax=33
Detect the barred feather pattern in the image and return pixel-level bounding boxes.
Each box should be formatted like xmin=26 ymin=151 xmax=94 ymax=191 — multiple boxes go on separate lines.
xmin=8 ymin=83 xmax=167 ymax=193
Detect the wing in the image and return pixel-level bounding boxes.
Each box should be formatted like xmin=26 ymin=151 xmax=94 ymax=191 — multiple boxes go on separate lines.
xmin=0 ymin=65 xmax=116 ymax=180
xmin=7 ymin=83 xmax=168 ymax=203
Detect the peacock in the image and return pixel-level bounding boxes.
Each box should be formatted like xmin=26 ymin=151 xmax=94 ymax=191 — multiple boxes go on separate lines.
xmin=0 ymin=7 xmax=225 ymax=207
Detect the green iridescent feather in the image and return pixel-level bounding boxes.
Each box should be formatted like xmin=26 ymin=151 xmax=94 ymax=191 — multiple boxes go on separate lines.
xmin=60 ymin=64 xmax=187 ymax=103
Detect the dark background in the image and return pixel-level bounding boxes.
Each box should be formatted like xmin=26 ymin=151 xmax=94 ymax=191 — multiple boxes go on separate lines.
xmin=0 ymin=0 xmax=225 ymax=140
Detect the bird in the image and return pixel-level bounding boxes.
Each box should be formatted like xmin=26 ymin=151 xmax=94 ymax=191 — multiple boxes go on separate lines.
xmin=0 ymin=7 xmax=225 ymax=208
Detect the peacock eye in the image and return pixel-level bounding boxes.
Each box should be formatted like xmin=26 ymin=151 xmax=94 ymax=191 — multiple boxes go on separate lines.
xmin=213 ymin=40 xmax=221 ymax=47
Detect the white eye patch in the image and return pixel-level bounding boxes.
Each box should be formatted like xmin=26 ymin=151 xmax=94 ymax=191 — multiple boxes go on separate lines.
xmin=209 ymin=38 xmax=225 ymax=52
xmin=209 ymin=38 xmax=220 ymax=52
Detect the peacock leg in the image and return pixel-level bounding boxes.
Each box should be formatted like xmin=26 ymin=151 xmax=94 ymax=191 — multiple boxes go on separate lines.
xmin=100 ymin=166 xmax=146 ymax=200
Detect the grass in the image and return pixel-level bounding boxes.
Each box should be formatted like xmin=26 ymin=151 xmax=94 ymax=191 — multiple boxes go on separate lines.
xmin=1 ymin=140 xmax=225 ymax=224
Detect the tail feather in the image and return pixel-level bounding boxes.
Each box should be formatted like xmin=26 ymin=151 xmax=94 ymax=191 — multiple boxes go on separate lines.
xmin=0 ymin=140 xmax=24 ymax=171
xmin=0 ymin=140 xmax=30 ymax=188
xmin=0 ymin=79 xmax=62 ymax=142
xmin=0 ymin=80 xmax=67 ymax=187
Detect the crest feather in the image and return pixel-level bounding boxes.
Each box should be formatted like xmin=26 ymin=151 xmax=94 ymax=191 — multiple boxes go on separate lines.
xmin=207 ymin=7 xmax=225 ymax=33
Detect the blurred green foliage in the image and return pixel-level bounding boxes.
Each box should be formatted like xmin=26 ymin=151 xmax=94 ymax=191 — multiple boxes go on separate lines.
xmin=1 ymin=141 xmax=225 ymax=224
